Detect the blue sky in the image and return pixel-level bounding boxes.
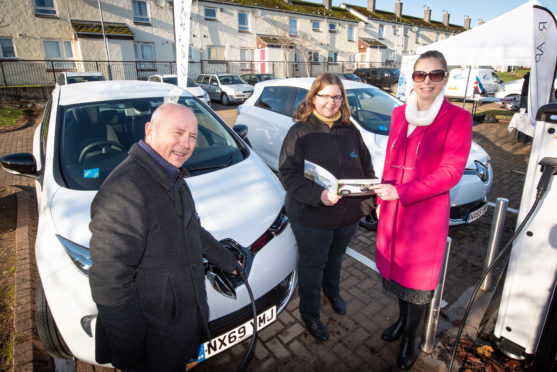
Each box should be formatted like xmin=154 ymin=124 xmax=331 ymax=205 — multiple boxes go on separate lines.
xmin=322 ymin=0 xmax=556 ymax=28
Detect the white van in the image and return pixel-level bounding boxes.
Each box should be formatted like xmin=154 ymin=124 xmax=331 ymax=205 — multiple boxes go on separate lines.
xmin=445 ymin=67 xmax=503 ymax=99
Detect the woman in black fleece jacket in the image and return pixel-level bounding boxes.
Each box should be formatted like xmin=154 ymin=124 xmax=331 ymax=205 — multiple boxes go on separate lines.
xmin=279 ymin=73 xmax=376 ymax=341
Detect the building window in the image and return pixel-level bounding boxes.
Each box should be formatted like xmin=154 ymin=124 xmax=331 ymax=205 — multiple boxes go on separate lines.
xmin=378 ymin=24 xmax=384 ymax=39
xmin=348 ymin=25 xmax=354 ymax=41
xmin=205 ymin=7 xmax=217 ymax=20
xmin=289 ymin=19 xmax=298 ymax=36
xmin=240 ymin=48 xmax=253 ymax=69
xmin=0 ymin=39 xmax=16 ymax=58
xmin=132 ymin=0 xmax=150 ymax=24
xmin=312 ymin=21 xmax=320 ymax=31
xmin=393 ymin=25 xmax=397 ymax=35
xmin=403 ymin=27 xmax=408 ymax=37
xmin=329 ymin=23 xmax=337 ymax=33
xmin=445 ymin=33 xmax=449 ymax=39
xmin=43 ymin=40 xmax=75 ymax=69
xmin=207 ymin=46 xmax=224 ymax=60
xmin=415 ymin=30 xmax=420 ymax=43
xmin=34 ymin=0 xmax=56 ymax=16
xmin=134 ymin=42 xmax=155 ymax=70
xmin=435 ymin=32 xmax=439 ymax=41
xmin=327 ymin=51 xmax=338 ymax=63
xmin=238 ymin=12 xmax=249 ymax=32
xmin=309 ymin=51 xmax=319 ymax=63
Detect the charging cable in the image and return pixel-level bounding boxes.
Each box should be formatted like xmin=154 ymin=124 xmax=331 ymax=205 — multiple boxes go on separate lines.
xmin=448 ymin=157 xmax=557 ymax=371
xmin=235 ymin=262 xmax=258 ymax=372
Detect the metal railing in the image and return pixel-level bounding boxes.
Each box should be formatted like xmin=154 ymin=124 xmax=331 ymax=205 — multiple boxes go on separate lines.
xmin=0 ymin=59 xmax=394 ymax=86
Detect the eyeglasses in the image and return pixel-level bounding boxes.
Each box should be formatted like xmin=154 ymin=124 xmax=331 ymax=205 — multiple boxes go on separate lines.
xmin=316 ymin=94 xmax=343 ymax=103
xmin=411 ymin=70 xmax=447 ymax=83
xmin=389 ymin=126 xmax=427 ymax=171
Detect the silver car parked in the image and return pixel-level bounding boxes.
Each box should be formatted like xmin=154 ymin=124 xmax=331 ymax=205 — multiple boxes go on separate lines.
xmin=196 ymin=73 xmax=254 ymax=105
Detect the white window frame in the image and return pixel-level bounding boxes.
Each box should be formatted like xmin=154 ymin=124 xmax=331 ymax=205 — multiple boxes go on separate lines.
xmin=34 ymin=0 xmax=56 ymax=16
xmin=0 ymin=38 xmax=16 ymax=58
xmin=329 ymin=23 xmax=337 ymax=33
xmin=207 ymin=46 xmax=224 ymax=60
xmin=393 ymin=25 xmax=398 ymax=35
xmin=132 ymin=0 xmax=150 ymax=24
xmin=289 ymin=18 xmax=298 ymax=36
xmin=348 ymin=25 xmax=354 ymax=41
xmin=327 ymin=51 xmax=338 ymax=63
xmin=134 ymin=42 xmax=155 ymax=70
xmin=435 ymin=32 xmax=439 ymax=41
xmin=238 ymin=11 xmax=249 ymax=32
xmin=205 ymin=7 xmax=217 ymax=20
xmin=240 ymin=48 xmax=254 ymax=69
xmin=312 ymin=20 xmax=320 ymax=31
xmin=378 ymin=24 xmax=384 ymax=39
xmin=415 ymin=30 xmax=420 ymax=43
xmin=403 ymin=27 xmax=408 ymax=37
xmin=43 ymin=40 xmax=75 ymax=69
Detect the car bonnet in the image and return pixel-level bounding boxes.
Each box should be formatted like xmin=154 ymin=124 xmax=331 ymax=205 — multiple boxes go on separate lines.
xmin=49 ymin=155 xmax=285 ymax=249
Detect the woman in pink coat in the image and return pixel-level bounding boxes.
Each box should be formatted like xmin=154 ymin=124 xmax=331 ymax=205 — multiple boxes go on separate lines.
xmin=371 ymin=51 xmax=472 ymax=370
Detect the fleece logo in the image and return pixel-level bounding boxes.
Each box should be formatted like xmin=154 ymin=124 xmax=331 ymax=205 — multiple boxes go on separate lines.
xmin=535 ymin=21 xmax=548 ymax=62
xmin=350 ymin=151 xmax=358 ymax=158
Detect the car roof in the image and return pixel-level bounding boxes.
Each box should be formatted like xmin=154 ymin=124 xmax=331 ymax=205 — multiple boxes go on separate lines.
xmin=150 ymin=74 xmax=177 ymax=78
xmin=56 ymin=80 xmax=191 ymax=106
xmin=63 ymin=71 xmax=104 ymax=77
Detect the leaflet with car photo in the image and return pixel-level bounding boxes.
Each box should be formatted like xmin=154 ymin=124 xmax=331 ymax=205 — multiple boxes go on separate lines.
xmin=304 ymin=160 xmax=379 ymax=196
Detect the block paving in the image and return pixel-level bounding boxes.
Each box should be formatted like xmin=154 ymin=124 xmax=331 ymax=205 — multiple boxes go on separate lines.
xmin=0 ymin=103 xmax=532 ymax=371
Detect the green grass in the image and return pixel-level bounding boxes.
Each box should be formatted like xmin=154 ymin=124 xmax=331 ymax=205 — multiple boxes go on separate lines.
xmin=498 ymin=68 xmax=530 ymax=83
xmin=0 ymin=108 xmax=24 ymax=129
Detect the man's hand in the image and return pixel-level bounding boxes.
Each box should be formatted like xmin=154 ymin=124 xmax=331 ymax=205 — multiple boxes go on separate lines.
xmin=321 ymin=189 xmax=342 ymax=206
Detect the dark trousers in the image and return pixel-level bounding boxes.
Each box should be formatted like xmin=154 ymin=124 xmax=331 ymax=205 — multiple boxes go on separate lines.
xmin=291 ymin=222 xmax=358 ymax=320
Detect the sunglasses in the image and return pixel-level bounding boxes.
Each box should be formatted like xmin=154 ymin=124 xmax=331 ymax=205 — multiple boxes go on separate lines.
xmin=412 ymin=70 xmax=447 ymax=83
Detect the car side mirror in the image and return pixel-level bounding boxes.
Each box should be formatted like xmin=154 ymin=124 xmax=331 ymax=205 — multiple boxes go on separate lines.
xmin=1 ymin=153 xmax=39 ymax=179
xmin=233 ymin=124 xmax=249 ymax=140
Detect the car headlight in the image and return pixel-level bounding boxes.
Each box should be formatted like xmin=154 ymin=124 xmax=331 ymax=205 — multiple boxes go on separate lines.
xmin=56 ymin=235 xmax=91 ymax=275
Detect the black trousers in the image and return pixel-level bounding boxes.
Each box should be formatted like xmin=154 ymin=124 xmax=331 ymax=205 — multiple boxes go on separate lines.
xmin=291 ymin=222 xmax=357 ymax=320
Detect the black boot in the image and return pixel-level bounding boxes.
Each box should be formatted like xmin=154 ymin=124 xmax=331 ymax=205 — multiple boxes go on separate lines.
xmin=381 ymin=298 xmax=407 ymax=342
xmin=397 ymin=331 xmax=417 ymax=370
xmin=396 ymin=302 xmax=427 ymax=370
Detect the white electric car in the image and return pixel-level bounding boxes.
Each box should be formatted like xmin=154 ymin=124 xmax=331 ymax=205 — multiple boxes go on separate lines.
xmin=0 ymin=81 xmax=297 ymax=366
xmin=235 ymin=78 xmax=493 ymax=229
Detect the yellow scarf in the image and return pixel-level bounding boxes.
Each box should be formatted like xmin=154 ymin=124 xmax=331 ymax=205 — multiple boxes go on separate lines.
xmin=313 ymin=109 xmax=341 ymax=128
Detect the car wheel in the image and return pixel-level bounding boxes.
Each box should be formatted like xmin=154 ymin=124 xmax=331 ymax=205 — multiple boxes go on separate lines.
xmin=504 ymin=95 xmax=519 ymax=110
xmin=359 ymin=209 xmax=378 ymax=231
xmin=221 ymin=93 xmax=230 ymax=106
xmin=391 ymin=83 xmax=398 ymax=94
xmin=36 ymin=279 xmax=73 ymax=358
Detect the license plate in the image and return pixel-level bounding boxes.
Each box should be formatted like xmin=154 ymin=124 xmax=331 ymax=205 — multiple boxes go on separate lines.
xmin=467 ymin=203 xmax=488 ymax=223
xmin=196 ymin=305 xmax=277 ymax=362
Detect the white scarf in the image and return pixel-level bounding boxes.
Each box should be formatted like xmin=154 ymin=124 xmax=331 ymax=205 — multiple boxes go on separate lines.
xmin=405 ymin=90 xmax=445 ymax=136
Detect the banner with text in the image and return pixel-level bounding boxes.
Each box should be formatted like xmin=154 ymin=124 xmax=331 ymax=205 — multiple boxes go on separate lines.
xmin=173 ymin=0 xmax=192 ymax=90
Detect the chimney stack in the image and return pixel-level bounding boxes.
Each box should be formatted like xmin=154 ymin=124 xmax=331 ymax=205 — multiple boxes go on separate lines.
xmin=323 ymin=0 xmax=331 ymax=11
xmin=464 ymin=16 xmax=471 ymax=30
xmin=424 ymin=6 xmax=431 ymax=23
xmin=478 ymin=19 xmax=485 ymax=26
xmin=367 ymin=0 xmax=376 ymax=13
xmin=442 ymin=11 xmax=450 ymax=26
xmin=394 ymin=0 xmax=403 ymax=18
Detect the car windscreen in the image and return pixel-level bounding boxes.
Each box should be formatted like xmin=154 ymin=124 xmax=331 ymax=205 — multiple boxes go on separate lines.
xmin=260 ymin=74 xmax=275 ymax=81
xmin=219 ymin=75 xmax=244 ymax=85
xmin=345 ymin=88 xmax=400 ymax=135
xmin=67 ymin=76 xmax=106 ymax=84
xmin=59 ymin=96 xmax=245 ymax=190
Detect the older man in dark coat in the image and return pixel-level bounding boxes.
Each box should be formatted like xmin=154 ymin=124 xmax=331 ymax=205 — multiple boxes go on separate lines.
xmin=89 ymin=103 xmax=237 ymax=371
